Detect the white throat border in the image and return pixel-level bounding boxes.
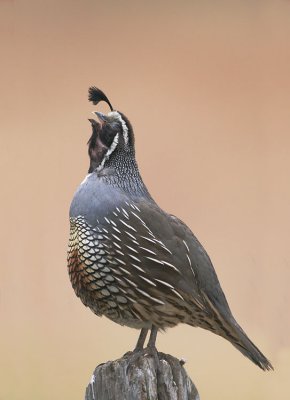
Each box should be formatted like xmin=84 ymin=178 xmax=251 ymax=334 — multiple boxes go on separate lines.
xmin=96 ymin=133 xmax=120 ymax=171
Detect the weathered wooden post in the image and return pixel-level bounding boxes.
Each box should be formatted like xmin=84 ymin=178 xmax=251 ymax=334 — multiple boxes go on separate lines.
xmin=85 ymin=350 xmax=200 ymax=400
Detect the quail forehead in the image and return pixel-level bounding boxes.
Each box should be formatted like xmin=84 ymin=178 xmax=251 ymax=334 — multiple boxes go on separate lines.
xmin=108 ymin=111 xmax=121 ymax=120
xmin=108 ymin=111 xmax=129 ymax=145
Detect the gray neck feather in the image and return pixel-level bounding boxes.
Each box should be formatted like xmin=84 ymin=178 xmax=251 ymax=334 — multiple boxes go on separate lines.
xmin=99 ymin=149 xmax=153 ymax=201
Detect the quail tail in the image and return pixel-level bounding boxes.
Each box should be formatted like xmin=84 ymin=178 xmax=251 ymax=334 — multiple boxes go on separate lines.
xmin=225 ymin=317 xmax=273 ymax=371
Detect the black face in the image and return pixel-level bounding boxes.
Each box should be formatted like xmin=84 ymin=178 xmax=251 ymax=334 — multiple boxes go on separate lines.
xmin=87 ymin=119 xmax=107 ymax=173
xmin=99 ymin=121 xmax=121 ymax=148
xmin=87 ymin=117 xmax=122 ymax=173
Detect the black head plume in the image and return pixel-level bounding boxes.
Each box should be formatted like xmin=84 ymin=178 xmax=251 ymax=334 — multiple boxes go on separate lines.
xmin=88 ymin=87 xmax=114 ymax=111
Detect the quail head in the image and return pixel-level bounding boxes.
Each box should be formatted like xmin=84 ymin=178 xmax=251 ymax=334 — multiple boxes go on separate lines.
xmin=67 ymin=87 xmax=273 ymax=371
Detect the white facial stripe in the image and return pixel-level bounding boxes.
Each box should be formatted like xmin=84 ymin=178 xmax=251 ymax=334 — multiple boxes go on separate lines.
xmin=108 ymin=111 xmax=129 ymax=144
xmin=97 ymin=133 xmax=119 ymax=171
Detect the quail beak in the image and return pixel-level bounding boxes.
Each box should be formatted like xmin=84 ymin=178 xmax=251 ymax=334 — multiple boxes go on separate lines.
xmin=93 ymin=111 xmax=109 ymax=127
xmin=88 ymin=118 xmax=99 ymax=127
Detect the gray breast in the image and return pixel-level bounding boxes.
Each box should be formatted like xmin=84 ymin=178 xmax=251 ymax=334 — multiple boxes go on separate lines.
xmin=70 ymin=173 xmax=130 ymax=227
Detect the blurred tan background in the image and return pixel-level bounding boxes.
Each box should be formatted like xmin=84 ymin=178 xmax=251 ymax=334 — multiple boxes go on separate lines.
xmin=1 ymin=0 xmax=290 ymax=399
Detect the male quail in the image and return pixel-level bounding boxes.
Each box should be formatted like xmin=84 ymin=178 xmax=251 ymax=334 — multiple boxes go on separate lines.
xmin=67 ymin=87 xmax=273 ymax=371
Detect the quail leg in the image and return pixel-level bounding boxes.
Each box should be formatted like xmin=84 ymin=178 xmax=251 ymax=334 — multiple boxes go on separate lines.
xmin=134 ymin=328 xmax=149 ymax=351
xmin=147 ymin=325 xmax=158 ymax=349
xmin=146 ymin=326 xmax=159 ymax=360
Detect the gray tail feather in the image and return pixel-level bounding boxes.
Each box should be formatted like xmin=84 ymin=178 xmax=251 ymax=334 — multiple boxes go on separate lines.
xmin=229 ymin=320 xmax=273 ymax=371
xmin=202 ymin=292 xmax=273 ymax=371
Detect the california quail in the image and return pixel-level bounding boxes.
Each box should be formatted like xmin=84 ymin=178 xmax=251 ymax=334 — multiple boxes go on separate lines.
xmin=67 ymin=87 xmax=273 ymax=371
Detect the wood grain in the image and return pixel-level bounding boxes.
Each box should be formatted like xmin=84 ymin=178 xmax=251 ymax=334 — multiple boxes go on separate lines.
xmin=85 ymin=350 xmax=199 ymax=400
